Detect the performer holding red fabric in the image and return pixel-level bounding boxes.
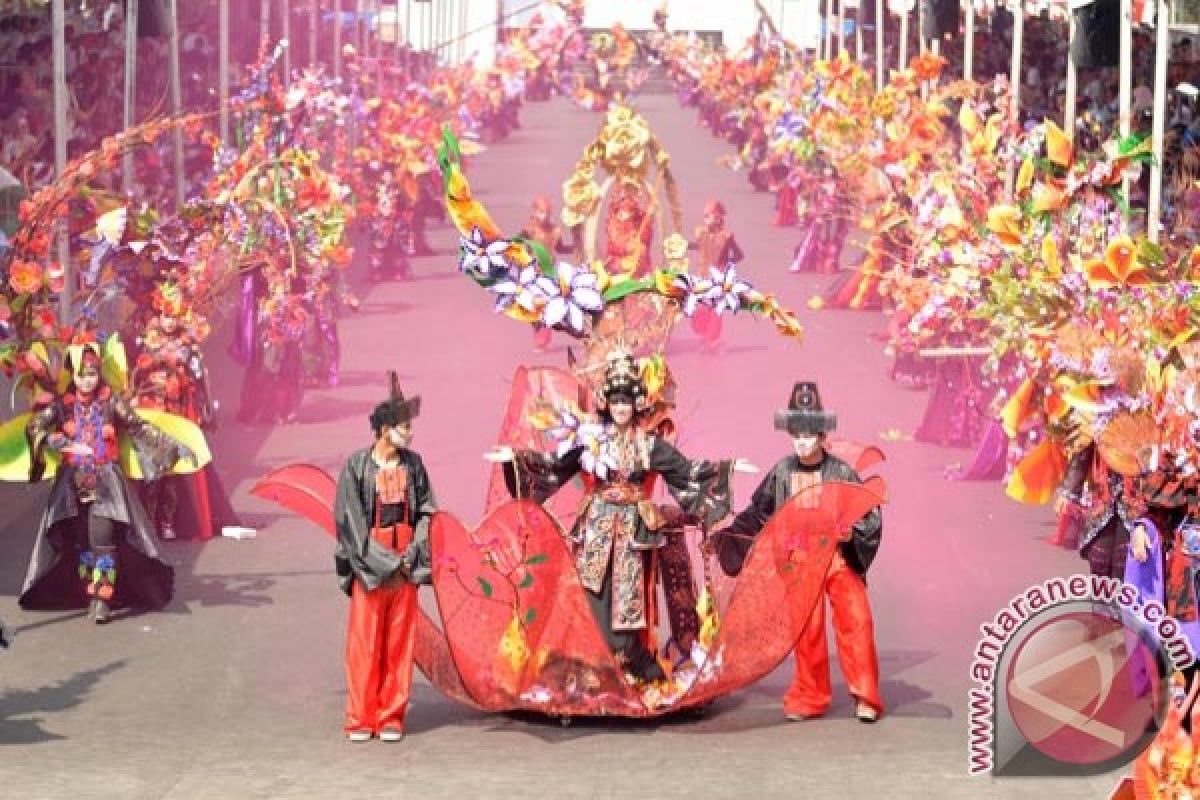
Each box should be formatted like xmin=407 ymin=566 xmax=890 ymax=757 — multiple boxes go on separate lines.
xmin=334 ymin=375 xmax=435 ymax=742
xmin=713 ymin=382 xmax=884 ymax=722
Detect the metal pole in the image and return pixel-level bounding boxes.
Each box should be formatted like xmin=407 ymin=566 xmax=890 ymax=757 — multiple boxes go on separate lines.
xmin=837 ymin=0 xmax=845 ymax=55
xmin=400 ymin=1 xmax=410 ymax=83
xmin=426 ymin=0 xmax=434 ymax=65
xmin=856 ymin=1 xmax=863 ymax=61
xmin=1006 ymin=1 xmax=1023 ymax=199
xmin=282 ymin=0 xmax=291 ymax=76
xmin=168 ymin=0 xmax=185 ymax=210
xmin=123 ymin=0 xmax=138 ymax=194
xmin=310 ymin=0 xmax=319 ymax=67
xmin=405 ymin=0 xmax=412 ymax=75
xmin=1119 ymin=0 xmax=1132 ymax=223
xmin=964 ymin=0 xmax=974 ymax=81
xmin=220 ymin=0 xmax=229 ymax=143
xmin=334 ymin=0 xmax=343 ymax=78
xmin=52 ymin=0 xmax=71 ymax=320
xmin=261 ymin=0 xmax=271 ymax=54
xmin=825 ymin=0 xmax=834 ymax=58
xmin=917 ymin=0 xmax=925 ymax=55
xmin=1148 ymin=0 xmax=1169 ymax=241
xmin=899 ymin=3 xmax=908 ymax=69
xmin=876 ymin=0 xmax=884 ymax=87
xmin=1064 ymin=8 xmax=1077 ymax=134
xmin=453 ymin=0 xmax=463 ymax=64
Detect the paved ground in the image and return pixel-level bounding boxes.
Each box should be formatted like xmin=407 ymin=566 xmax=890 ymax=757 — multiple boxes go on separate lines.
xmin=0 ymin=94 xmax=1124 ymax=799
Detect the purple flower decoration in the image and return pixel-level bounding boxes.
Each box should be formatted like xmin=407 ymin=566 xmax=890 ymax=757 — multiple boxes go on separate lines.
xmin=672 ymin=272 xmax=713 ymax=317
xmin=536 ymin=262 xmax=604 ymax=335
xmin=578 ymin=423 xmax=619 ymax=480
xmin=490 ymin=265 xmax=543 ymax=314
xmin=459 ymin=227 xmax=513 ymax=279
xmin=701 ymin=263 xmax=752 ymax=315
xmin=547 ymin=408 xmax=584 ymax=458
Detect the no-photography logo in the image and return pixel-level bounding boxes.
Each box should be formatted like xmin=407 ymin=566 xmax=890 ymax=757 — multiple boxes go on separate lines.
xmin=968 ymin=575 xmax=1194 ymax=776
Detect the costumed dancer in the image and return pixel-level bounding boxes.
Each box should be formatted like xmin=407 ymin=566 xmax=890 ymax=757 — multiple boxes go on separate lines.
xmin=14 ymin=337 xmax=203 ymax=623
xmin=1058 ymin=442 xmax=1144 ymax=581
xmin=486 ymin=352 xmax=755 ymax=684
xmin=689 ymin=200 xmax=744 ymax=351
xmin=335 ymin=375 xmax=435 ymax=742
xmin=306 ymin=271 xmax=358 ymax=389
xmin=690 ymin=200 xmax=744 ymax=268
xmin=603 ymin=179 xmax=655 ymax=278
xmin=520 ymin=196 xmax=574 ymax=353
xmin=711 ymin=382 xmax=884 ymax=722
xmin=234 ymin=268 xmax=308 ymax=426
xmin=1124 ymin=458 xmax=1200 ymax=700
xmin=130 ymin=283 xmax=223 ymax=539
xmin=790 ymin=166 xmax=844 ymax=274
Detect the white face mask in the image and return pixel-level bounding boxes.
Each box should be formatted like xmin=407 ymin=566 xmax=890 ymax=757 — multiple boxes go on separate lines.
xmin=76 ymin=367 xmax=101 ymax=394
xmin=792 ymin=434 xmax=821 ymax=458
xmin=388 ymin=426 xmax=411 ymax=449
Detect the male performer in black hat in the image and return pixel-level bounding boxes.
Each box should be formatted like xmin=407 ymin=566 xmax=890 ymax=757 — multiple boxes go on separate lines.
xmin=711 ymin=381 xmax=884 ymax=722
xmin=334 ymin=373 xmax=436 ymax=742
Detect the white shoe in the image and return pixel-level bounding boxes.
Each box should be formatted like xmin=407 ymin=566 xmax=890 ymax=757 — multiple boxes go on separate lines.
xmin=855 ymin=702 xmax=879 ymax=723
xmin=346 ymin=730 xmax=373 ymax=743
xmin=379 ymin=728 xmax=404 ymax=742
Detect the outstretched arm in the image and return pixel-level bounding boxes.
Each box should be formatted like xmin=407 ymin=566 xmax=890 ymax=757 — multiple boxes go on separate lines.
xmin=497 ymin=446 xmax=584 ymax=504
xmin=650 ymin=437 xmax=735 ymax=529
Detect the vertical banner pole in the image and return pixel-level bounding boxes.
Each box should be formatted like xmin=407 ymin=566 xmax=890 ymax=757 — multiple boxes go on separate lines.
xmin=1148 ymin=0 xmax=1170 ymax=242
xmin=53 ymin=0 xmax=71 ymax=320
xmin=123 ymin=0 xmax=139 ymax=194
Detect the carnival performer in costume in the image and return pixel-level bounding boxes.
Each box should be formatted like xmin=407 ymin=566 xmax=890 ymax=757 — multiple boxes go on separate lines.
xmin=486 ymin=352 xmax=755 ymax=685
xmin=711 ymin=382 xmax=884 ymax=722
xmin=234 ymin=268 xmax=307 ymax=427
xmin=603 ymin=180 xmax=655 ymax=278
xmin=520 ymin=196 xmax=574 ymax=353
xmin=14 ymin=338 xmax=206 ymax=623
xmin=1059 ymin=443 xmax=1144 ymax=581
xmin=130 ymin=284 xmax=216 ymax=540
xmin=690 ymin=200 xmax=744 ymax=268
xmin=520 ymin=195 xmax=573 ymax=258
xmin=790 ymin=166 xmax=845 ymax=274
xmin=335 ymin=375 xmax=435 ymax=742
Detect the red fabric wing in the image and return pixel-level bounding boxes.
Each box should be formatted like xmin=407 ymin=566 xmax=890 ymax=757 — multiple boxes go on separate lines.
xmin=250 ymin=463 xmax=338 ymax=537
xmin=429 ymin=501 xmax=643 ymax=715
xmin=826 ymin=439 xmax=887 ymax=476
xmin=484 ymin=366 xmax=589 ymax=529
xmin=678 ymin=481 xmax=885 ymax=707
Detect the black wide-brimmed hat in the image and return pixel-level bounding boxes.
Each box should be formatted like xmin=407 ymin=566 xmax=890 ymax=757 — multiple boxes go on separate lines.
xmin=389 ymin=370 xmax=421 ymax=423
xmin=774 ymin=381 xmax=836 ymax=435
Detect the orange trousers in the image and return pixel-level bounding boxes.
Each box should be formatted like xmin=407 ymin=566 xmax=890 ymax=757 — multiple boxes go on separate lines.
xmin=345 ymin=577 xmax=418 ymax=734
xmin=785 ymin=551 xmax=884 ymax=717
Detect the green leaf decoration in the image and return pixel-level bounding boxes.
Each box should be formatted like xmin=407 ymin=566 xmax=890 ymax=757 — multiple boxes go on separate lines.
xmin=524 ymin=608 xmax=537 ymax=625
xmin=477 ymin=577 xmax=493 ymax=598
xmin=517 ymin=573 xmax=534 ymax=589
xmin=513 ymin=236 xmax=554 ymax=274
xmin=1117 ymin=132 xmax=1147 ymax=156
xmin=524 ymin=553 xmax=548 ymax=566
xmin=601 ymin=276 xmax=655 ymax=303
xmin=437 ymin=123 xmax=461 ymax=176
xmin=1138 ymin=239 xmax=1167 ymax=266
